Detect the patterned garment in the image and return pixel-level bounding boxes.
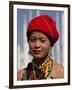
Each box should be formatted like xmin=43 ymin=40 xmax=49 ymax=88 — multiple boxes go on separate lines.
xmin=26 ymin=57 xmax=53 ymax=80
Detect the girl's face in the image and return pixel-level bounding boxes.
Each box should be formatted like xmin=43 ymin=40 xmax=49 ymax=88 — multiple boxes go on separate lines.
xmin=28 ymin=31 xmax=51 ymax=60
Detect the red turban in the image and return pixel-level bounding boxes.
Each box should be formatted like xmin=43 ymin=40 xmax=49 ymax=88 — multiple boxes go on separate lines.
xmin=27 ymin=15 xmax=59 ymax=46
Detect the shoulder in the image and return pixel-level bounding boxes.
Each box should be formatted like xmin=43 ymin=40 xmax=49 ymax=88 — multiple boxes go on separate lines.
xmin=17 ymin=62 xmax=33 ymax=80
xmin=50 ymin=62 xmax=64 ymax=79
xmin=17 ymin=68 xmax=26 ymax=80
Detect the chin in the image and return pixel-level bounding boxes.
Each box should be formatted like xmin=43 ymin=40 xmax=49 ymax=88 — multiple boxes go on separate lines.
xmin=34 ymin=56 xmax=43 ymax=60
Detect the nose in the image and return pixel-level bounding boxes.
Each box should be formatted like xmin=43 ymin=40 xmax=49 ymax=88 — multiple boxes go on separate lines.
xmin=34 ymin=40 xmax=40 ymax=48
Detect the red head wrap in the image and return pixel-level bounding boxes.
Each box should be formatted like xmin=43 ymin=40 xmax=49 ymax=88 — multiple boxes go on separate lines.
xmin=27 ymin=15 xmax=59 ymax=46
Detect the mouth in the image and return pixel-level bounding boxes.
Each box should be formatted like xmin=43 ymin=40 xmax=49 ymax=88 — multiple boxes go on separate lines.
xmin=33 ymin=50 xmax=42 ymax=54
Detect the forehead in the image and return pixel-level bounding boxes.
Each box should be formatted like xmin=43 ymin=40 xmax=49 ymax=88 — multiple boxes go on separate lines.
xmin=30 ymin=31 xmax=48 ymax=39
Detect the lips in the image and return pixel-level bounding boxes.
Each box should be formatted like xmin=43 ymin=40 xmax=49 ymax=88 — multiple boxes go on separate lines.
xmin=33 ymin=50 xmax=42 ymax=54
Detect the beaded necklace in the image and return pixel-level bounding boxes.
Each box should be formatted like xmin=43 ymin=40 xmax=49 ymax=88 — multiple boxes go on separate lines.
xmin=30 ymin=57 xmax=53 ymax=80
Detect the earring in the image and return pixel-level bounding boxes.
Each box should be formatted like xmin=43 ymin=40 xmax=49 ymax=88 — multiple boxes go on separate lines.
xmin=48 ymin=48 xmax=52 ymax=57
xmin=28 ymin=50 xmax=32 ymax=56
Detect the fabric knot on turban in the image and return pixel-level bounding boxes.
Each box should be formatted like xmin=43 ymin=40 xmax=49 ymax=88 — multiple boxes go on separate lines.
xmin=27 ymin=15 xmax=59 ymax=46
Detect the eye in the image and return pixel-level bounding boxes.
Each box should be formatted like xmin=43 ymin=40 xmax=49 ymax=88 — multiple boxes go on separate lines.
xmin=40 ymin=39 xmax=46 ymax=43
xmin=30 ymin=38 xmax=36 ymax=42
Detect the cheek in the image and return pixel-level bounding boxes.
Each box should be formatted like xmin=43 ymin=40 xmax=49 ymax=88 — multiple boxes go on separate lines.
xmin=43 ymin=41 xmax=51 ymax=48
xmin=28 ymin=42 xmax=33 ymax=50
xmin=42 ymin=42 xmax=51 ymax=52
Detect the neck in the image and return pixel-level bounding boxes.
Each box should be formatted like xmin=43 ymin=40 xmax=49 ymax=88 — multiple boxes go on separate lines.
xmin=32 ymin=56 xmax=48 ymax=67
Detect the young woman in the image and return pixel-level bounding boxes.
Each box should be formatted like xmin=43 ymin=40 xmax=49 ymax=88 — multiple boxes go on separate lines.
xmin=17 ymin=15 xmax=64 ymax=80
